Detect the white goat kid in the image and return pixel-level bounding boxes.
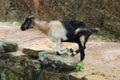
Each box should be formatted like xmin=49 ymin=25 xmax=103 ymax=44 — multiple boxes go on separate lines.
xmin=21 ymin=16 xmax=98 ymax=61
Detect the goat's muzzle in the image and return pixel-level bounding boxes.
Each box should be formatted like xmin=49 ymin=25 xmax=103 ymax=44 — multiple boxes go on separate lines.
xmin=21 ymin=23 xmax=26 ymax=31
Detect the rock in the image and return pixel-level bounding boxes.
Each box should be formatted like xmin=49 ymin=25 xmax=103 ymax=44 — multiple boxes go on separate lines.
xmin=7 ymin=51 xmax=25 ymax=57
xmin=38 ymin=51 xmax=79 ymax=72
xmin=39 ymin=70 xmax=108 ymax=80
xmin=7 ymin=51 xmax=26 ymax=62
xmin=22 ymin=48 xmax=44 ymax=57
xmin=85 ymin=75 xmax=107 ymax=80
xmin=0 ymin=45 xmax=4 ymax=53
xmin=69 ymin=72 xmax=107 ymax=80
xmin=22 ymin=48 xmax=79 ymax=72
xmin=0 ymin=51 xmax=26 ymax=61
xmin=0 ymin=40 xmax=18 ymax=53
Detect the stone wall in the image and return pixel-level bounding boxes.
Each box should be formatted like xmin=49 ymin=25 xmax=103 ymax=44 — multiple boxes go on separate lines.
xmin=0 ymin=40 xmax=107 ymax=80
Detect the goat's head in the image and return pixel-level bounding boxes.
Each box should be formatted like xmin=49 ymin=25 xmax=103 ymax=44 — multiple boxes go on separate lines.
xmin=21 ymin=15 xmax=35 ymax=31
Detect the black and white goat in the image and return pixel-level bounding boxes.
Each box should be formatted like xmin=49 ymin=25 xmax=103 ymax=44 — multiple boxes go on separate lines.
xmin=21 ymin=16 xmax=98 ymax=61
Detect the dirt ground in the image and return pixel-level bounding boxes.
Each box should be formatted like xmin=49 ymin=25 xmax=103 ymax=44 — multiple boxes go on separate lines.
xmin=0 ymin=22 xmax=120 ymax=80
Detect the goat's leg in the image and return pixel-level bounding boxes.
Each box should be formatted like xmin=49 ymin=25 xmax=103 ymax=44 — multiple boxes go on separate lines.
xmin=70 ymin=48 xmax=77 ymax=56
xmin=71 ymin=41 xmax=85 ymax=61
xmin=83 ymin=34 xmax=91 ymax=49
xmin=56 ymin=39 xmax=62 ymax=55
xmin=78 ymin=40 xmax=86 ymax=61
xmin=71 ymin=48 xmax=85 ymax=61
xmin=70 ymin=43 xmax=81 ymax=56
xmin=70 ymin=35 xmax=84 ymax=56
xmin=75 ymin=34 xmax=91 ymax=60
xmin=56 ymin=39 xmax=68 ymax=55
xmin=79 ymin=48 xmax=85 ymax=61
xmin=77 ymin=35 xmax=91 ymax=61
xmin=76 ymin=45 xmax=85 ymax=61
xmin=61 ymin=48 xmax=70 ymax=53
xmin=71 ymin=42 xmax=83 ymax=56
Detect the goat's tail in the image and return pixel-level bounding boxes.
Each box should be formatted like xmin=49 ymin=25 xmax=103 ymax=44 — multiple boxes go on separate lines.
xmin=91 ymin=28 xmax=99 ymax=33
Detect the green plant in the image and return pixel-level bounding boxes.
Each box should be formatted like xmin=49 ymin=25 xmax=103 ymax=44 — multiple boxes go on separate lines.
xmin=0 ymin=67 xmax=26 ymax=80
xmin=75 ymin=61 xmax=84 ymax=72
xmin=34 ymin=64 xmax=41 ymax=73
xmin=0 ymin=68 xmax=18 ymax=80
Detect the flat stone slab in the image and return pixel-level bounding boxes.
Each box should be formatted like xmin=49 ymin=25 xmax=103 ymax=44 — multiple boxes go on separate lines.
xmin=7 ymin=51 xmax=26 ymax=62
xmin=22 ymin=48 xmax=79 ymax=72
xmin=69 ymin=72 xmax=108 ymax=80
xmin=22 ymin=48 xmax=44 ymax=57
xmin=38 ymin=51 xmax=79 ymax=72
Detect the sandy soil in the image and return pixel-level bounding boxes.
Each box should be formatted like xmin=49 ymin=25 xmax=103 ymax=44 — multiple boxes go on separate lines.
xmin=0 ymin=22 xmax=120 ymax=80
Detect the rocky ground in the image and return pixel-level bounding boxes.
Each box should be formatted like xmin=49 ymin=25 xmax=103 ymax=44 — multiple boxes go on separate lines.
xmin=0 ymin=22 xmax=120 ymax=80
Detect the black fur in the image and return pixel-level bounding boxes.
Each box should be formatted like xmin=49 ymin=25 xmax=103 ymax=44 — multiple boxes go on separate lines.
xmin=61 ymin=20 xmax=98 ymax=61
xmin=21 ymin=16 xmax=35 ymax=31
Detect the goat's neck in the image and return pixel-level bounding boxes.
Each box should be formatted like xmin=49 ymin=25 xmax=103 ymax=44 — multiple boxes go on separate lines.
xmin=33 ymin=19 xmax=49 ymax=35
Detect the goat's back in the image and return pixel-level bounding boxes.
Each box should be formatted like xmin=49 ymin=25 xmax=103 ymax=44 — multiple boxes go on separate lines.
xmin=61 ymin=20 xmax=89 ymax=32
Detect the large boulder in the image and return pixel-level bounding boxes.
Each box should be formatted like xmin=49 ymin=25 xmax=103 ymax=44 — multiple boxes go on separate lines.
xmin=0 ymin=40 xmax=18 ymax=53
xmin=38 ymin=51 xmax=79 ymax=72
xmin=22 ymin=48 xmax=79 ymax=72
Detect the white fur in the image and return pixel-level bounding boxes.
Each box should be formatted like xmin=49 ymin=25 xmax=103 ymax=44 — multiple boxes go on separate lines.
xmin=75 ymin=28 xmax=87 ymax=35
xmin=47 ymin=21 xmax=67 ymax=42
xmin=33 ymin=20 xmax=67 ymax=42
xmin=32 ymin=20 xmax=68 ymax=54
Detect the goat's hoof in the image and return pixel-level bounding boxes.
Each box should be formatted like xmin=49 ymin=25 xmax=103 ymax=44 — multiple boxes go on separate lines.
xmin=69 ymin=48 xmax=74 ymax=52
xmin=69 ymin=48 xmax=75 ymax=57
xmin=65 ymin=48 xmax=70 ymax=51
xmin=56 ymin=52 xmax=61 ymax=55
xmin=71 ymin=54 xmax=75 ymax=57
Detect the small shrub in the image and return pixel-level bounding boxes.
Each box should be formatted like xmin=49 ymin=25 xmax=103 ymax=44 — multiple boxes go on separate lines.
xmin=75 ymin=61 xmax=84 ymax=72
xmin=34 ymin=64 xmax=41 ymax=73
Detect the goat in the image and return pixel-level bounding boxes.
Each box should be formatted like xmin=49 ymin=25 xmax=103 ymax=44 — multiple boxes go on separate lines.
xmin=21 ymin=16 xmax=98 ymax=61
